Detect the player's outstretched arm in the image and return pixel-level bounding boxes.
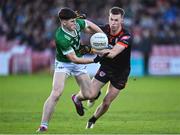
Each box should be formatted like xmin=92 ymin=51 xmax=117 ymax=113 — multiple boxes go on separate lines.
xmin=83 ymin=20 xmax=103 ymax=34
xmin=103 ymin=45 xmax=126 ymax=59
xmin=66 ymin=51 xmax=107 ymax=64
xmin=66 ymin=51 xmax=94 ymax=64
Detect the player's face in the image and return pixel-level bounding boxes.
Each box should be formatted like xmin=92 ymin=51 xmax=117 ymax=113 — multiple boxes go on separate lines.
xmin=64 ymin=18 xmax=76 ymax=31
xmin=109 ymin=13 xmax=123 ymax=32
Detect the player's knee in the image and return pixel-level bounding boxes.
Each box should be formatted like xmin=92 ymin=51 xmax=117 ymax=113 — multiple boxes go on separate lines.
xmin=51 ymin=87 xmax=63 ymax=101
xmin=51 ymin=84 xmax=64 ymax=100
xmin=117 ymin=83 xmax=126 ymax=90
xmin=51 ymin=91 xmax=61 ymax=101
xmin=52 ymin=83 xmax=64 ymax=92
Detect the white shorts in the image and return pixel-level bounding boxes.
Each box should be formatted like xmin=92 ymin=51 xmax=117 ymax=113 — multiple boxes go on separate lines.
xmin=54 ymin=59 xmax=87 ymax=76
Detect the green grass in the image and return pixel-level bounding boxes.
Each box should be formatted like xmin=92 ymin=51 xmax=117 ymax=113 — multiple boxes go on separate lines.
xmin=0 ymin=74 xmax=180 ymax=134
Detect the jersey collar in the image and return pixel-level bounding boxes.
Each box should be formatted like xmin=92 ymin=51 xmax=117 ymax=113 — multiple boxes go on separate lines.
xmin=109 ymin=25 xmax=123 ymax=37
xmin=62 ymin=26 xmax=78 ymax=37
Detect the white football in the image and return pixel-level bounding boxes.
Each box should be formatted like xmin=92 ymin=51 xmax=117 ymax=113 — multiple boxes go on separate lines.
xmin=90 ymin=33 xmax=108 ymax=50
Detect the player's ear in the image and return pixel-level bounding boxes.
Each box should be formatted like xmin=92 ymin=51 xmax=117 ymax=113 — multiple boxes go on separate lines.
xmin=120 ymin=18 xmax=124 ymax=24
xmin=61 ymin=20 xmax=66 ymax=26
xmin=120 ymin=14 xmax=124 ymax=23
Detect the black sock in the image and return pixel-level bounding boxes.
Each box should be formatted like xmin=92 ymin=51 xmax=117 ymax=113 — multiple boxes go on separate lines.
xmin=88 ymin=116 xmax=97 ymax=123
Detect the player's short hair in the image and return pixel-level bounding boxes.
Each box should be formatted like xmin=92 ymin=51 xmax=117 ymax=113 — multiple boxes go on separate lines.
xmin=58 ymin=7 xmax=77 ymax=20
xmin=109 ymin=7 xmax=125 ymax=17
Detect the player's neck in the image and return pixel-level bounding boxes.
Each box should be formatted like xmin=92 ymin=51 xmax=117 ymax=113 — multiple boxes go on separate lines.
xmin=62 ymin=25 xmax=76 ymax=37
xmin=110 ymin=26 xmax=122 ymax=36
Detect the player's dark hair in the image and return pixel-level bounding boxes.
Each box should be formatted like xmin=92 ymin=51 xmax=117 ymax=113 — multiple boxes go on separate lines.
xmin=58 ymin=7 xmax=77 ymax=20
xmin=109 ymin=7 xmax=125 ymax=17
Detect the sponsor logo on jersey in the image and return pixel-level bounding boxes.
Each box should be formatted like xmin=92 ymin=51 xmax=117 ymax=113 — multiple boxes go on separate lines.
xmin=99 ymin=71 xmax=106 ymax=77
xmin=121 ymin=35 xmax=130 ymax=40
xmin=58 ymin=66 xmax=64 ymax=69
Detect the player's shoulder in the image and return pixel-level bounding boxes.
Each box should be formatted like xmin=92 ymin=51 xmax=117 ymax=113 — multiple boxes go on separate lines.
xmin=76 ymin=19 xmax=86 ymax=30
xmin=76 ymin=18 xmax=85 ymax=23
xmin=119 ymin=27 xmax=132 ymax=42
xmin=122 ymin=27 xmax=131 ymax=36
xmin=55 ymin=27 xmax=62 ymax=35
xmin=55 ymin=27 xmax=71 ymax=43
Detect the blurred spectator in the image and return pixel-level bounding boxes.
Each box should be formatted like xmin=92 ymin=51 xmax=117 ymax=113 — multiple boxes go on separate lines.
xmin=0 ymin=0 xmax=180 ymax=53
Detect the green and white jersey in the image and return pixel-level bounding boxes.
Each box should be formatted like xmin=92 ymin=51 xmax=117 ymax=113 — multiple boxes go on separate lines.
xmin=55 ymin=19 xmax=87 ymax=62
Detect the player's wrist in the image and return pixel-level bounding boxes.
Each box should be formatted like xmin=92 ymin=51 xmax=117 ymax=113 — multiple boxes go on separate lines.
xmin=90 ymin=48 xmax=96 ymax=54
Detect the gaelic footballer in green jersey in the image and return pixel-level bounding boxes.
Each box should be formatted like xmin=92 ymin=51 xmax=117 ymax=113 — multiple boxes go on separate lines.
xmin=37 ymin=7 xmax=106 ymax=132
xmin=55 ymin=19 xmax=86 ymax=62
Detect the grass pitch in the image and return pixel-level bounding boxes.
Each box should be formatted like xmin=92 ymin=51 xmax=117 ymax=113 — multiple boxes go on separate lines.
xmin=0 ymin=73 xmax=180 ymax=134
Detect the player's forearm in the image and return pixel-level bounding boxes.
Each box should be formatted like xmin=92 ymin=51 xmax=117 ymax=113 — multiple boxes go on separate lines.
xmin=90 ymin=24 xmax=103 ymax=33
xmin=71 ymin=57 xmax=94 ymax=64
xmin=106 ymin=46 xmax=125 ymax=59
xmin=66 ymin=52 xmax=94 ymax=64
xmin=86 ymin=20 xmax=103 ymax=33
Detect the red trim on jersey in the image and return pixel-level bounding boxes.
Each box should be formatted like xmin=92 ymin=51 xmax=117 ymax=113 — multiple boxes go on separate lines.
xmin=110 ymin=28 xmax=124 ymax=37
xmin=116 ymin=42 xmax=128 ymax=48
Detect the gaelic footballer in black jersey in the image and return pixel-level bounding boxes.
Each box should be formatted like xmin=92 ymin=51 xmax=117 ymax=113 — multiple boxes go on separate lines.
xmin=95 ymin=24 xmax=132 ymax=90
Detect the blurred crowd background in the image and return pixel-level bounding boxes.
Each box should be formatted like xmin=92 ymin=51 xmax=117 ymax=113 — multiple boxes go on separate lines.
xmin=0 ymin=0 xmax=180 ymax=75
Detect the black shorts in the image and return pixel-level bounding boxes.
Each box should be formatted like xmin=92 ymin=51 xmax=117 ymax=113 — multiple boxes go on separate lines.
xmin=95 ymin=66 xmax=130 ymax=90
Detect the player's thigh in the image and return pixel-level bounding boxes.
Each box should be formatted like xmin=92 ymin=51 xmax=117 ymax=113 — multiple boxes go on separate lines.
xmin=75 ymin=73 xmax=91 ymax=91
xmin=109 ymin=70 xmax=129 ymax=90
xmin=52 ymin=72 xmax=67 ymax=94
xmin=91 ymin=77 xmax=106 ymax=93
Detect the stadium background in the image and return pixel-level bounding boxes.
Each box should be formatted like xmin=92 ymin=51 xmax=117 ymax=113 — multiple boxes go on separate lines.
xmin=0 ymin=0 xmax=180 ymax=134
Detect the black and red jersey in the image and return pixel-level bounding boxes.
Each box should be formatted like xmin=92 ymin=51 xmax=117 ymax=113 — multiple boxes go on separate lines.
xmin=100 ymin=24 xmax=132 ymax=72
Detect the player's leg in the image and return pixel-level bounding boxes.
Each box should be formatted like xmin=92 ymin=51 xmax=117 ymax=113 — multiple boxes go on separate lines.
xmin=75 ymin=73 xmax=93 ymax=99
xmin=71 ymin=63 xmax=100 ymax=116
xmin=86 ymin=83 xmax=120 ymax=128
xmin=37 ymin=60 xmax=70 ymax=132
xmin=75 ymin=74 xmax=104 ymax=100
xmin=72 ymin=73 xmax=105 ymax=116
xmin=42 ymin=72 xmax=67 ymax=123
xmin=87 ymin=66 xmax=109 ymax=107
xmin=86 ymin=71 xmax=128 ymax=129
xmin=37 ymin=72 xmax=67 ymax=132
xmin=72 ymin=73 xmax=97 ymax=116
xmin=87 ymin=78 xmax=105 ymax=107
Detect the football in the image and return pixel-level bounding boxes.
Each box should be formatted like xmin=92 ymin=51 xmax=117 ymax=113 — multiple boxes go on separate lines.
xmin=90 ymin=33 xmax=108 ymax=50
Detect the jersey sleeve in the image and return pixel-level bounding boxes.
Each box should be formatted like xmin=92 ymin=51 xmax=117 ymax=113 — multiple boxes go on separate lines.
xmin=55 ymin=37 xmax=74 ymax=55
xmin=76 ymin=19 xmax=86 ymax=31
xmin=116 ymin=33 xmax=131 ymax=48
